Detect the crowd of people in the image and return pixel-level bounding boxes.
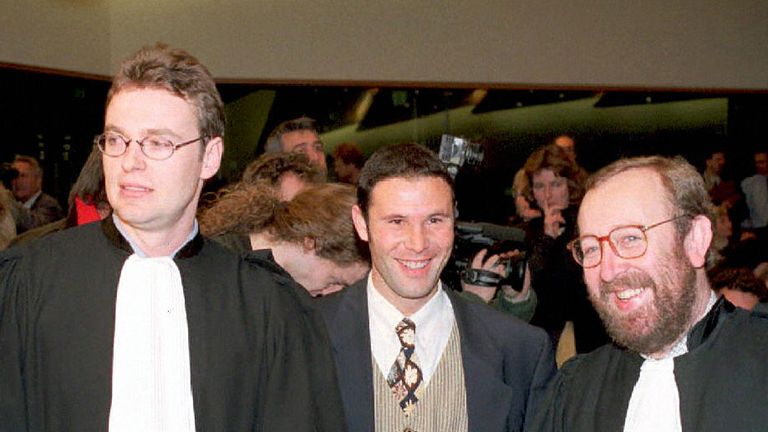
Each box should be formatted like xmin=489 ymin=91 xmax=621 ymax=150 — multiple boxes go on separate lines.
xmin=0 ymin=42 xmax=766 ymax=432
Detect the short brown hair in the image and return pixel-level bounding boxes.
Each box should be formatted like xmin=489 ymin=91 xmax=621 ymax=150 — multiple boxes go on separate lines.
xmin=710 ymin=267 xmax=768 ymax=302
xmin=106 ymin=43 xmax=225 ymax=141
xmin=357 ymin=143 xmax=453 ymax=220
xmin=586 ymin=155 xmax=715 ymax=245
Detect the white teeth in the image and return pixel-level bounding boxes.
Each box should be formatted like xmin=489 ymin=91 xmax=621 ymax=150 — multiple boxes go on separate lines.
xmin=616 ymin=288 xmax=643 ymax=300
xmin=124 ymin=186 xmax=148 ymax=191
xmin=400 ymin=260 xmax=428 ymax=269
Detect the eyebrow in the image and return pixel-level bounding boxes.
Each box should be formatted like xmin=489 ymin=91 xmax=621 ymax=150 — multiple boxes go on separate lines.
xmin=103 ymin=124 xmax=180 ymax=138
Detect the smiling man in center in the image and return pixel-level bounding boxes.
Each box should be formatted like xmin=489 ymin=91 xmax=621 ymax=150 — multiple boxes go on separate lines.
xmin=318 ymin=142 xmax=555 ymax=432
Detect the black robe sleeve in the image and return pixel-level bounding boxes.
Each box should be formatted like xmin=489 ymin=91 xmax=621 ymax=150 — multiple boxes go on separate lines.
xmin=0 ymin=250 xmax=29 ymax=431
xmin=241 ymin=254 xmax=348 ymax=432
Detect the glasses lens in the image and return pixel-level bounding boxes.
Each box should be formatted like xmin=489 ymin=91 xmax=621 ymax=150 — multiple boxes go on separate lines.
xmin=573 ymin=236 xmax=601 ymax=267
xmin=98 ymin=133 xmax=126 ymax=156
xmin=609 ymin=226 xmax=647 ymax=259
xmin=141 ymin=137 xmax=174 ymax=160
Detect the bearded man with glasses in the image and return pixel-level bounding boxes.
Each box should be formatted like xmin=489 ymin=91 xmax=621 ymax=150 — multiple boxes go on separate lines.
xmin=529 ymin=155 xmax=768 ymax=432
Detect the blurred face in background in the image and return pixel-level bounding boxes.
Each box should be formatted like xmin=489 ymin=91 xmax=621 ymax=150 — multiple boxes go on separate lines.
xmin=11 ymin=161 xmax=42 ymax=202
xmin=754 ymin=152 xmax=768 ymax=176
xmin=554 ymin=135 xmax=576 ymax=163
xmin=706 ymin=152 xmax=725 ymax=175
xmin=281 ymin=130 xmax=327 ymax=176
xmin=532 ymin=168 xmax=569 ymax=211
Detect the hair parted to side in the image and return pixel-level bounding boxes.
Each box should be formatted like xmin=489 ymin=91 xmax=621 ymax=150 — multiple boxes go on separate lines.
xmin=585 ymin=155 xmax=715 ymax=245
xmin=106 ymin=42 xmax=225 ymax=141
xmin=13 ymin=155 xmax=42 ymax=178
xmin=264 ymin=117 xmax=318 ymax=153
xmin=199 ymin=182 xmax=366 ymax=265
xmin=522 ymin=144 xmax=586 ymax=207
xmin=241 ymin=152 xmax=323 ymax=186
xmin=356 ymin=142 xmax=454 ymax=219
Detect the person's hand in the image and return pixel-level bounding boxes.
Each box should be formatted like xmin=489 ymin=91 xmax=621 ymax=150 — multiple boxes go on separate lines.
xmin=461 ymin=249 xmax=506 ymax=303
xmin=542 ymin=203 xmax=566 ymax=238
xmin=501 ymin=261 xmax=531 ymax=302
xmin=462 ymin=248 xmax=523 ymax=303
xmin=515 ymin=195 xmax=542 ymax=221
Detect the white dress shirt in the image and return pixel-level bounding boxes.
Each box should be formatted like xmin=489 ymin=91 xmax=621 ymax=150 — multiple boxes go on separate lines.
xmin=367 ymin=274 xmax=455 ymax=386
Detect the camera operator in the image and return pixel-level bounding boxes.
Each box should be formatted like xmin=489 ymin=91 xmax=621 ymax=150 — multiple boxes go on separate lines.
xmin=3 ymin=155 xmax=64 ymax=234
xmin=460 ymin=248 xmax=537 ymax=322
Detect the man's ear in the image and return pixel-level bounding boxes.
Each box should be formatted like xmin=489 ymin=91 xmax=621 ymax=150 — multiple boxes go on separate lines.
xmin=684 ymin=214 xmax=713 ymax=268
xmin=200 ymin=137 xmax=223 ymax=180
xmin=351 ymin=204 xmax=369 ymax=242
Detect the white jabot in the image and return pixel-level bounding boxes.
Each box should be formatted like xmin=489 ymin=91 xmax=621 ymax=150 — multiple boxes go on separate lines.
xmin=367 ymin=274 xmax=455 ymax=385
xmin=623 ymin=291 xmax=719 ymax=432
xmin=109 ymin=254 xmax=196 ymax=432
xmin=623 ymin=357 xmax=681 ymax=432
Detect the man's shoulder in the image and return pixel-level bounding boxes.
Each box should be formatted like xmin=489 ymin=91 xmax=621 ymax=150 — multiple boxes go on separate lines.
xmin=316 ymin=279 xmax=366 ymax=317
xmin=32 ymin=192 xmax=63 ymax=210
xmin=448 ymin=288 xmax=550 ymax=346
xmin=741 ymin=174 xmax=765 ymax=189
xmin=15 ymin=221 xmax=104 ymax=255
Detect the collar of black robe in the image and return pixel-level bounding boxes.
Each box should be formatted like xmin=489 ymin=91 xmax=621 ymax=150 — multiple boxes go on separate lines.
xmin=100 ymin=216 xmax=204 ymax=259
xmin=686 ymin=294 xmax=735 ymax=351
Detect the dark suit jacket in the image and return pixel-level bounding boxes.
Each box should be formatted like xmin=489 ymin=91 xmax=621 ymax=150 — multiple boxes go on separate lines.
xmin=317 ymin=279 xmax=556 ymax=432
xmin=13 ymin=192 xmax=64 ymax=233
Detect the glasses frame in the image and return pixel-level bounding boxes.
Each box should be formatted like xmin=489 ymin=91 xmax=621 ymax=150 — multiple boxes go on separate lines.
xmin=95 ymin=132 xmax=206 ymax=161
xmin=568 ymin=214 xmax=690 ymax=268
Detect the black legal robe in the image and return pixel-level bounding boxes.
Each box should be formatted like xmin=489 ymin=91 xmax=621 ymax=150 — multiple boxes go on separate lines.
xmin=527 ymin=298 xmax=768 ymax=432
xmin=0 ymin=219 xmax=346 ymax=432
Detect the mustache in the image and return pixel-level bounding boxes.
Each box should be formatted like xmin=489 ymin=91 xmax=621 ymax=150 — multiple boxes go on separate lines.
xmin=599 ymin=271 xmax=656 ymax=296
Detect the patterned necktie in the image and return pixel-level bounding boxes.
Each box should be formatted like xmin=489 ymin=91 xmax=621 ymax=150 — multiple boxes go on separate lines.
xmin=386 ymin=317 xmax=423 ymax=414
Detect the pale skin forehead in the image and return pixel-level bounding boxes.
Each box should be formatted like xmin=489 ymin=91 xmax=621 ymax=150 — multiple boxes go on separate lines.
xmin=579 ymin=168 xmax=670 ymax=236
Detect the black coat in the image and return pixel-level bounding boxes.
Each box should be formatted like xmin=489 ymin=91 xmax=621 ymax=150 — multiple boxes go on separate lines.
xmin=528 ymin=297 xmax=768 ymax=432
xmin=0 ymin=219 xmax=346 ymax=432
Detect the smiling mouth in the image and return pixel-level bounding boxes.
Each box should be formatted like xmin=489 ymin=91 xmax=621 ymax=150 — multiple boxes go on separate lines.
xmin=615 ymin=287 xmax=645 ymax=300
xmin=397 ymin=259 xmax=429 ymax=270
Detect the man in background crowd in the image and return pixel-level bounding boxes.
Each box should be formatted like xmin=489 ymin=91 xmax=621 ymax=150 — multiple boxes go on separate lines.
xmin=264 ymin=116 xmax=327 ymax=177
xmin=740 ymin=148 xmax=768 ymax=243
xmin=6 ymin=154 xmax=63 ymax=233
xmin=332 ymin=141 xmax=365 ymax=184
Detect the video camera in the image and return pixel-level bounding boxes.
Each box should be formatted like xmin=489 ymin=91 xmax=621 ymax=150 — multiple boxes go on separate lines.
xmin=0 ymin=163 xmax=18 ymax=189
xmin=445 ymin=221 xmax=528 ymax=292
xmin=438 ymin=134 xmax=484 ymax=179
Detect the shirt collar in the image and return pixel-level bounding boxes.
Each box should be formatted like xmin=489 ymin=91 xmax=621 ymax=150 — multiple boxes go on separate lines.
xmin=112 ymin=214 xmax=199 ymax=258
xmin=22 ymin=190 xmax=42 ymax=209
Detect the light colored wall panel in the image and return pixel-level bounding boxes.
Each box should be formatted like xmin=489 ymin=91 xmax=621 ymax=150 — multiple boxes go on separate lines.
xmin=0 ymin=0 xmax=111 ymax=75
xmin=2 ymin=1 xmax=767 ymax=89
